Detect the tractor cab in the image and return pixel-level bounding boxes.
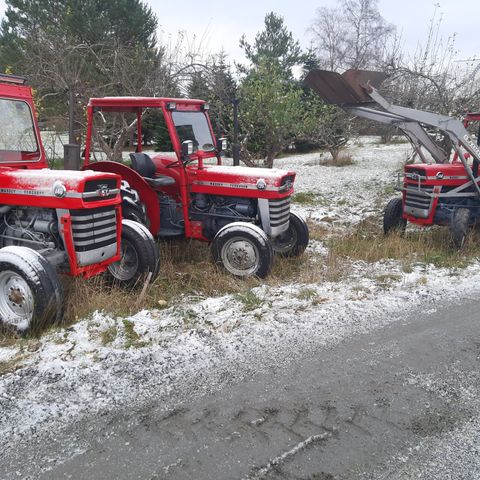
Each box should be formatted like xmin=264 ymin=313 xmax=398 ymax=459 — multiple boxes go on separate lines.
xmin=0 ymin=74 xmax=48 ymax=168
xmin=83 ymin=96 xmax=309 ymax=278
xmin=0 ymin=75 xmax=159 ymax=334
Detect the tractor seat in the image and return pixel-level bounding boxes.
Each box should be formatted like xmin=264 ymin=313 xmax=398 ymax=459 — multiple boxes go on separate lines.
xmin=129 ymin=153 xmax=176 ymax=188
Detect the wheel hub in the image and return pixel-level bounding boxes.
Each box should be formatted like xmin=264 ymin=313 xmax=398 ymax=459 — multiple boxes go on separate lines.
xmin=0 ymin=271 xmax=34 ymax=326
xmin=230 ymin=244 xmax=254 ymax=268
xmin=222 ymin=237 xmax=259 ymax=276
xmin=8 ymin=287 xmax=25 ymax=306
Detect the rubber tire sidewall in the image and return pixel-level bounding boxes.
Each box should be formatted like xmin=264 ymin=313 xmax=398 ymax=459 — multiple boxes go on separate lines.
xmin=211 ymin=222 xmax=273 ymax=278
xmin=451 ymin=207 xmax=470 ymax=249
xmin=0 ymin=246 xmax=63 ymax=335
xmin=383 ymin=197 xmax=407 ymax=235
xmin=107 ymin=219 xmax=160 ymax=288
xmin=272 ymin=212 xmax=309 ymax=257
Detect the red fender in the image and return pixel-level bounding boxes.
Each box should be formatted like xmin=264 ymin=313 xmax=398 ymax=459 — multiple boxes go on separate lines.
xmin=83 ymin=161 xmax=161 ymax=236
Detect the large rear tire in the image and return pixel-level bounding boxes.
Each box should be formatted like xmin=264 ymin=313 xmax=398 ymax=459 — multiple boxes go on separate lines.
xmin=383 ymin=197 xmax=407 ymax=235
xmin=451 ymin=207 xmax=470 ymax=249
xmin=271 ymin=212 xmax=309 ymax=257
xmin=0 ymin=246 xmax=63 ymax=335
xmin=107 ymin=219 xmax=160 ymax=287
xmin=211 ymin=222 xmax=273 ymax=278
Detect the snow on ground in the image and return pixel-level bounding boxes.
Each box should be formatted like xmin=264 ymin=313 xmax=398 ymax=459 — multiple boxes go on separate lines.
xmin=366 ymin=363 xmax=480 ymax=479
xmin=0 ymin=137 xmax=477 ymax=464
xmin=276 ymin=136 xmax=411 ymax=226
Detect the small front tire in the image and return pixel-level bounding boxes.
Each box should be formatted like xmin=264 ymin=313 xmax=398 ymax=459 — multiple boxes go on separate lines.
xmin=271 ymin=212 xmax=309 ymax=257
xmin=451 ymin=207 xmax=470 ymax=249
xmin=211 ymin=222 xmax=273 ymax=278
xmin=383 ymin=197 xmax=407 ymax=235
xmin=107 ymin=219 xmax=160 ymax=287
xmin=0 ymin=246 xmax=63 ymax=335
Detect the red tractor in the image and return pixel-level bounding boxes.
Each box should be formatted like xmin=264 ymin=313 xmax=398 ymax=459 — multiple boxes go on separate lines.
xmin=305 ymin=69 xmax=480 ymax=247
xmin=0 ymin=75 xmax=158 ymax=334
xmin=83 ymin=97 xmax=309 ymax=277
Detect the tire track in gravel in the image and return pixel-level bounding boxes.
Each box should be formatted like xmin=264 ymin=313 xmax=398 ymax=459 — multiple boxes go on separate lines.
xmin=20 ymin=297 xmax=480 ymax=480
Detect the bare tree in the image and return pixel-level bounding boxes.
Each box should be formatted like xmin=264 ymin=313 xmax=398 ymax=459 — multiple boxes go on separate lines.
xmin=310 ymin=0 xmax=396 ymax=72
xmin=385 ymin=6 xmax=480 ymax=115
xmin=89 ymin=33 xmax=213 ymax=162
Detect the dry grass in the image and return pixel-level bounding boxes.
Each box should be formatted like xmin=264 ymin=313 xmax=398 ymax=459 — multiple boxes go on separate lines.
xmin=58 ymin=239 xmax=317 ymax=324
xmin=319 ymin=153 xmax=356 ymax=167
xmin=2 ymin=216 xmax=479 ymax=342
xmin=329 ymin=216 xmax=480 ymax=269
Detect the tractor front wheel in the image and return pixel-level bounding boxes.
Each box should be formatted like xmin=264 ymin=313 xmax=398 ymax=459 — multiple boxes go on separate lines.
xmin=107 ymin=219 xmax=160 ymax=287
xmin=271 ymin=212 xmax=309 ymax=257
xmin=211 ymin=222 xmax=273 ymax=278
xmin=0 ymin=246 xmax=63 ymax=335
xmin=383 ymin=197 xmax=407 ymax=235
xmin=450 ymin=208 xmax=470 ymax=249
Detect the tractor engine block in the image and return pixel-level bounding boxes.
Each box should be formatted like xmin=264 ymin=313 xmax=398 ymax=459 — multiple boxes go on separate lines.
xmin=190 ymin=193 xmax=257 ymax=238
xmin=0 ymin=207 xmax=59 ymax=250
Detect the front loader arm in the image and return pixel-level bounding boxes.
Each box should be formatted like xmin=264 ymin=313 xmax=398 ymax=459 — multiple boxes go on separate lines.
xmin=305 ymin=68 xmax=480 ymax=196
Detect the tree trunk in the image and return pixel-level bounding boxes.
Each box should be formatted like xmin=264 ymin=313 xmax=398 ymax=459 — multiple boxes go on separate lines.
xmin=265 ymin=153 xmax=275 ymax=168
xmin=329 ymin=147 xmax=340 ymax=164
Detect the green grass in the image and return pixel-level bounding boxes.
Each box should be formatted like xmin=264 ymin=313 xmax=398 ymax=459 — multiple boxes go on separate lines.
xmin=101 ymin=326 xmax=118 ymax=346
xmin=122 ymin=319 xmax=146 ymax=348
xmin=292 ymin=192 xmax=327 ymax=205
xmin=297 ymin=287 xmax=318 ymax=301
xmin=236 ymin=290 xmax=263 ymax=311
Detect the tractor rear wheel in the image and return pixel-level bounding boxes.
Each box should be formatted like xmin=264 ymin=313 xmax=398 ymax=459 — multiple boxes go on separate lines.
xmin=271 ymin=212 xmax=309 ymax=257
xmin=383 ymin=197 xmax=407 ymax=235
xmin=451 ymin=207 xmax=470 ymax=249
xmin=107 ymin=219 xmax=160 ymax=287
xmin=211 ymin=222 xmax=273 ymax=278
xmin=0 ymin=246 xmax=63 ymax=335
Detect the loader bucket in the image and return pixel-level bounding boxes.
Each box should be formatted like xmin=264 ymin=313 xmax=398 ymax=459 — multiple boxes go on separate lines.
xmin=304 ymin=69 xmax=387 ymax=106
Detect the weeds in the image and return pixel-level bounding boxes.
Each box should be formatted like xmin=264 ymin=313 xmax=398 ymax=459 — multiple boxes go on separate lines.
xmin=236 ymin=290 xmax=263 ymax=311
xmin=2 ymin=208 xmax=480 ymax=344
xmin=0 ymin=354 xmax=24 ymax=375
xmin=319 ymin=153 xmax=356 ymax=167
xmin=329 ymin=218 xmax=480 ymax=269
xmin=122 ymin=319 xmax=145 ymax=348
xmin=292 ymin=192 xmax=326 ymax=205
xmin=101 ymin=326 xmax=118 ymax=346
xmin=297 ymin=287 xmax=318 ymax=301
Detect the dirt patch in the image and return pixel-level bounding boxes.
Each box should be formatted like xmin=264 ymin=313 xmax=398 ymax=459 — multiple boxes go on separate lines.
xmin=409 ymin=407 xmax=466 ymax=437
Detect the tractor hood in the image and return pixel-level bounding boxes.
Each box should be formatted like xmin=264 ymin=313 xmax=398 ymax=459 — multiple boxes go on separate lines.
xmin=0 ymin=168 xmax=121 ymax=207
xmin=190 ymin=165 xmax=296 ymax=196
xmin=404 ymin=163 xmax=469 ymax=187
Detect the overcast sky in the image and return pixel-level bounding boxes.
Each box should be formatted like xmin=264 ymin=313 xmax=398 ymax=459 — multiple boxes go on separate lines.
xmin=0 ymin=0 xmax=478 ymax=62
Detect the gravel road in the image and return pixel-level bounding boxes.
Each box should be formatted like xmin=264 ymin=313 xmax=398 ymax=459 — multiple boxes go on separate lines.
xmin=3 ymin=295 xmax=479 ymax=480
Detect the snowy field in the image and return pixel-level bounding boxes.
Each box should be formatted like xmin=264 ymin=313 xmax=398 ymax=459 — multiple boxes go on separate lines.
xmin=1 ymin=137 xmax=480 ymax=476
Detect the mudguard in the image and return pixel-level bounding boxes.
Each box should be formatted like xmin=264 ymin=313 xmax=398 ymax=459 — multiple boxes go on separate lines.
xmin=83 ymin=161 xmax=161 ymax=236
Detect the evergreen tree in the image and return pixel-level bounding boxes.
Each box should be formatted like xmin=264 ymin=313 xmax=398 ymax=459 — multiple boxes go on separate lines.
xmin=239 ymin=12 xmax=306 ymax=76
xmin=0 ymin=0 xmax=160 ymax=145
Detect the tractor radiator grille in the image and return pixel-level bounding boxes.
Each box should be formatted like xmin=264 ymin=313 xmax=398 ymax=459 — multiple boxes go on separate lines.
xmin=269 ymin=196 xmax=290 ymax=235
xmin=404 ymin=186 xmax=434 ymax=219
xmin=83 ymin=179 xmax=119 ymax=202
xmin=69 ymin=206 xmax=118 ymax=253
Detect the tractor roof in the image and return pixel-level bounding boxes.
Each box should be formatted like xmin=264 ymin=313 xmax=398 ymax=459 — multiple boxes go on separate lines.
xmin=88 ymin=96 xmax=206 ymax=112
